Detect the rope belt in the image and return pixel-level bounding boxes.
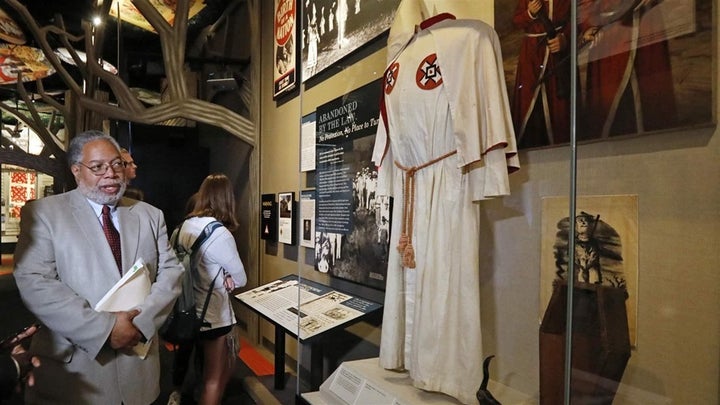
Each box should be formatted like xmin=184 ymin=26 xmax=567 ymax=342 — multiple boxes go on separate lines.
xmin=394 ymin=150 xmax=457 ymax=268
xmin=524 ymin=25 xmax=563 ymax=38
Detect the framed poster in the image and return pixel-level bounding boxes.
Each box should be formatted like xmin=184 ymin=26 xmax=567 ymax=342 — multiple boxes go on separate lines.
xmin=301 ymin=0 xmax=402 ymax=81
xmin=495 ymin=0 xmax=712 ymax=149
xmin=278 ymin=191 xmax=295 ymax=245
xmin=540 ymin=195 xmax=638 ymax=345
xmin=274 ymin=0 xmax=298 ymax=97
xmin=260 ymin=193 xmax=277 ymax=241
xmin=300 ymin=189 xmax=316 ymax=248
xmin=314 ymin=79 xmax=389 ymax=290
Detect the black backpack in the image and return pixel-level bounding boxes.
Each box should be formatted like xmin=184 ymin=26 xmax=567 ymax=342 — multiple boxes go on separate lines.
xmin=159 ymin=220 xmax=223 ymax=344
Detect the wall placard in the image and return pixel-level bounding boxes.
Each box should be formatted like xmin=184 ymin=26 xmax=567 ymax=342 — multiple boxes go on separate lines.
xmin=314 ymin=79 xmax=389 ymax=290
xmin=278 ymin=191 xmax=295 ymax=245
xmin=260 ymin=193 xmax=277 ymax=241
xmin=300 ymin=189 xmax=316 ymax=248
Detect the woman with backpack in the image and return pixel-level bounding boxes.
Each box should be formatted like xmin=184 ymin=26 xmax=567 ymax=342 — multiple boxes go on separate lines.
xmin=172 ymin=173 xmax=247 ymax=405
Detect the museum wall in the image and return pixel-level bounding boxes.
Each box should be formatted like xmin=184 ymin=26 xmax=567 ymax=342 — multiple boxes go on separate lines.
xmin=257 ymin=1 xmax=719 ymax=402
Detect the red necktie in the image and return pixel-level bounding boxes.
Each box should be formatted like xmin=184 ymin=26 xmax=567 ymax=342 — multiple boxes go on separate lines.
xmin=102 ymin=205 xmax=122 ymax=274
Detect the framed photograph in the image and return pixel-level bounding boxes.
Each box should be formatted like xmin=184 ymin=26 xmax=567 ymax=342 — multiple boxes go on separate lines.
xmin=274 ymin=0 xmax=298 ymax=97
xmin=495 ymin=0 xmax=712 ymax=149
xmin=278 ymin=191 xmax=296 ymax=245
xmin=540 ymin=195 xmax=638 ymax=345
xmin=301 ymin=0 xmax=402 ymax=81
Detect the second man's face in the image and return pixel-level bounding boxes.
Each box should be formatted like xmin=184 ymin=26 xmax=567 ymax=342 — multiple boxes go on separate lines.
xmin=121 ymin=151 xmax=137 ymax=181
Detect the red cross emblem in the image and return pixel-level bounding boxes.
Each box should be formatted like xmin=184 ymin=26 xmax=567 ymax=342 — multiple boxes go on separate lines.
xmin=384 ymin=62 xmax=399 ymax=95
xmin=416 ymin=54 xmax=442 ymax=90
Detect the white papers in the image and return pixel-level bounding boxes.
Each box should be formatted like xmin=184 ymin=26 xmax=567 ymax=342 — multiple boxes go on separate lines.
xmin=299 ymin=190 xmax=316 ymax=248
xmin=94 ymin=258 xmax=152 ymax=358
xmin=301 ymin=113 xmax=317 ymax=172
xmin=236 ymin=276 xmax=382 ymax=340
xmin=325 ymin=362 xmax=403 ymax=405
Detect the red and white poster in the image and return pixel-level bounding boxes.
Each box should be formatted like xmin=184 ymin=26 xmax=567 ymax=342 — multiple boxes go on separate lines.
xmin=273 ymin=0 xmax=296 ymax=98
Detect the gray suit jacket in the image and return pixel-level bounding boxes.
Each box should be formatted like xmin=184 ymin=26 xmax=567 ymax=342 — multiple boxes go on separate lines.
xmin=13 ymin=189 xmax=184 ymax=405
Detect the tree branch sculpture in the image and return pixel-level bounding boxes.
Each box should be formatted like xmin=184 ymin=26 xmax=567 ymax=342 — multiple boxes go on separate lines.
xmin=4 ymin=0 xmax=256 ymax=148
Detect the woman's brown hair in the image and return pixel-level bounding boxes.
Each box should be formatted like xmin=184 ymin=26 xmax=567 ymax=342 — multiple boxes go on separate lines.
xmin=187 ymin=173 xmax=239 ymax=232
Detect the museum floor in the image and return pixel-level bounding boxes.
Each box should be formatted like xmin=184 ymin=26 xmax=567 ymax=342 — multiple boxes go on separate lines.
xmin=0 ymin=254 xmax=294 ymax=405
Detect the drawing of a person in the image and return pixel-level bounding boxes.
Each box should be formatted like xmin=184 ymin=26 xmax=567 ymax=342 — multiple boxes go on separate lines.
xmin=574 ymin=212 xmax=601 ymax=284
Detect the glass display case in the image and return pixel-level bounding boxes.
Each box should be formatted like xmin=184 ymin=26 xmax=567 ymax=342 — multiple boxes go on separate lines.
xmin=250 ymin=0 xmax=718 ymax=404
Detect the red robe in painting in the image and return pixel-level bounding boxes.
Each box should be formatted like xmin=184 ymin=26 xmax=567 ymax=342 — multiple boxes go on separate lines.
xmin=581 ymin=1 xmax=678 ymax=138
xmin=511 ymin=0 xmax=573 ymax=148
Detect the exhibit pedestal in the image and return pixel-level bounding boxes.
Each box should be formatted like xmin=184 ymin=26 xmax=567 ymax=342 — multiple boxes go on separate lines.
xmin=539 ymin=281 xmax=631 ymax=405
xmin=301 ymin=357 xmax=534 ymax=405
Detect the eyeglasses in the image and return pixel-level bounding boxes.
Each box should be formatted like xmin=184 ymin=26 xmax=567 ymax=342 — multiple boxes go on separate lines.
xmin=77 ymin=159 xmax=126 ymax=176
xmin=123 ymin=161 xmax=137 ymax=168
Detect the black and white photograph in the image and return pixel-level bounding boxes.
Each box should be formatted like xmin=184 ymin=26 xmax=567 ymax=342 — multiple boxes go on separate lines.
xmin=278 ymin=191 xmax=295 ymax=245
xmin=301 ymin=0 xmax=402 ymax=81
xmin=303 ymin=219 xmax=312 ymax=241
xmin=323 ymin=307 xmax=350 ymax=320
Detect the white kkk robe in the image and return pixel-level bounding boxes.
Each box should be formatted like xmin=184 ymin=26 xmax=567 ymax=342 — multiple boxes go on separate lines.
xmin=371 ymin=14 xmax=519 ymax=404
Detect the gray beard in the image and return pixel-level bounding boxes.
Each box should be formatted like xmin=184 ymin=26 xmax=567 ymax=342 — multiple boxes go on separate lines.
xmin=77 ymin=182 xmax=127 ymax=205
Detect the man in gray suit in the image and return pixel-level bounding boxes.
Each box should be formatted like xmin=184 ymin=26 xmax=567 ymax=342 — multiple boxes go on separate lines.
xmin=14 ymin=130 xmax=184 ymax=404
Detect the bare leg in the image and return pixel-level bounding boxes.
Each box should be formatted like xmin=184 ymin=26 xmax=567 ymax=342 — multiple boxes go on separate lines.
xmin=199 ymin=333 xmax=236 ymax=405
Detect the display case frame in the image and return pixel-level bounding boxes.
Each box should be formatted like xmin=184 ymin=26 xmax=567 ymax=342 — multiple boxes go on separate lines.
xmin=253 ymin=1 xmax=719 ymax=404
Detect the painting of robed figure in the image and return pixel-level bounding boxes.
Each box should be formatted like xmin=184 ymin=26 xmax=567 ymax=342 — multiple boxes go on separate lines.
xmin=495 ymin=0 xmax=712 ymax=149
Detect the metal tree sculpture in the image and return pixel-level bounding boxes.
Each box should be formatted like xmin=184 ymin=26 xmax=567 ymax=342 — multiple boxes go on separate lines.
xmin=1 ymin=0 xmax=256 ymax=184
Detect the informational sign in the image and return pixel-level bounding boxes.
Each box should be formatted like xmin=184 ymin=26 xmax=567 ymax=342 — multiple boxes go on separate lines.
xmin=278 ymin=191 xmax=295 ymax=245
xmin=260 ymin=193 xmax=277 ymax=241
xmin=236 ymin=275 xmax=382 ymax=340
xmin=299 ymin=189 xmax=316 ymax=248
xmin=327 ymin=363 xmax=397 ymax=405
xmin=273 ymin=0 xmax=297 ymax=97
xmin=314 ymin=79 xmax=389 ymax=290
xmin=300 ymin=113 xmax=316 ymax=172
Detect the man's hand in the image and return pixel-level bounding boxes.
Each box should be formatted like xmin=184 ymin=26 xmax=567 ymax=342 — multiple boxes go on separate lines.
xmin=528 ymin=0 xmax=542 ymax=17
xmin=548 ymin=33 xmax=567 ymax=53
xmin=582 ymin=26 xmax=602 ymax=48
xmin=11 ymin=345 xmax=40 ymax=388
xmin=8 ymin=324 xmax=41 ymax=388
xmin=109 ymin=309 xmax=142 ymax=350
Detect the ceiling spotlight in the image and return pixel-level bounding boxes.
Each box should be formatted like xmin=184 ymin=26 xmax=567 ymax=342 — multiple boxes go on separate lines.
xmin=92 ymin=16 xmax=103 ymax=26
